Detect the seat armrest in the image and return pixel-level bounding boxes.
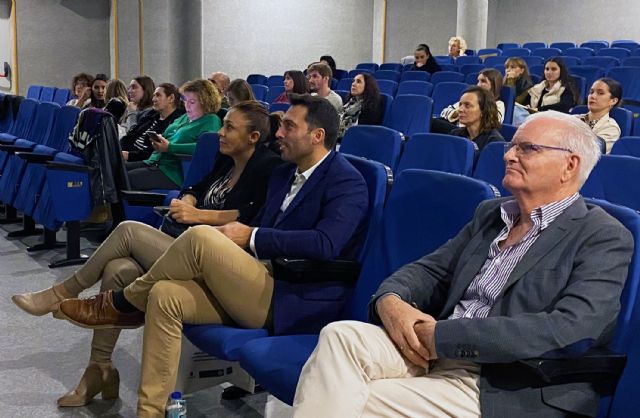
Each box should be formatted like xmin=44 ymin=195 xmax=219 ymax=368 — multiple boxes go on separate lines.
xmin=0 ymin=144 xmax=33 ymax=153
xmin=272 ymin=258 xmax=361 ymax=284
xmin=121 ymin=190 xmax=168 ymax=206
xmin=518 ymin=347 xmax=626 ymax=384
xmin=15 ymin=152 xmax=54 ymax=164
xmin=175 ymin=153 xmax=193 ymax=162
xmin=46 ymin=161 xmax=90 ymax=172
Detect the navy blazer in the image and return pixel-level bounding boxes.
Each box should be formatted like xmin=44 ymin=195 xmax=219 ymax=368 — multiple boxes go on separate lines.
xmin=252 ymin=150 xmax=369 ymax=334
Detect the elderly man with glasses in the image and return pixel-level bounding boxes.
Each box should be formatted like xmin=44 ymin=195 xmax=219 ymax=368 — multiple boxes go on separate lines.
xmin=293 ymin=111 xmax=634 ymax=418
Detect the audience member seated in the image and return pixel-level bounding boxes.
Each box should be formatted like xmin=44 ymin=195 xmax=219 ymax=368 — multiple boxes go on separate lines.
xmin=120 ymin=83 xmax=185 ymax=162
xmin=320 ymin=55 xmax=337 ymax=79
xmin=338 ymin=73 xmax=384 ymax=138
xmin=273 ymin=70 xmax=308 ymax=104
xmin=208 ymin=71 xmax=231 ymax=109
xmin=53 ymin=94 xmax=369 ymax=417
xmin=124 ymin=76 xmax=155 ymax=130
xmin=525 ymin=57 xmax=578 ymax=114
xmin=126 ymin=79 xmax=222 ymax=190
xmin=227 ymin=78 xmax=256 ymax=107
xmin=292 ymin=111 xmax=633 ymax=418
xmin=504 ymin=57 xmax=534 ymax=104
xmin=450 ymin=86 xmax=504 ymax=155
xmin=448 ymin=36 xmax=467 ymax=58
xmin=432 ymin=69 xmax=505 ymax=134
xmin=307 ymin=62 xmax=343 ymax=111
xmin=410 ymin=43 xmax=441 ymax=74
xmin=574 ymin=77 xmax=622 ymax=154
xmin=104 ymin=79 xmax=131 ymax=136
xmin=83 ymin=73 xmax=109 ymax=109
xmin=11 ymin=100 xmax=283 ymax=408
xmin=67 ymin=72 xmax=94 ymax=107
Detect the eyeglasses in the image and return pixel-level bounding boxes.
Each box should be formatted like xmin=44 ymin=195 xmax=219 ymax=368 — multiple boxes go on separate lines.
xmin=504 ymin=142 xmax=573 ymax=156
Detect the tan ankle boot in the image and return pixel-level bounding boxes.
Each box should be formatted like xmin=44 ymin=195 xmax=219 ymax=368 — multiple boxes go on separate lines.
xmin=11 ymin=283 xmax=75 ymax=316
xmin=57 ymin=362 xmax=120 ymax=407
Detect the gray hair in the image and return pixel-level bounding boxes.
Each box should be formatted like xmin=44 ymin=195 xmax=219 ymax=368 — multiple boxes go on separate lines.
xmin=519 ymin=111 xmax=601 ymax=186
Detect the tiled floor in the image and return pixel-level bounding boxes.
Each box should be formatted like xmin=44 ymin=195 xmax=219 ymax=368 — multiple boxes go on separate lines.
xmin=0 ymin=221 xmax=267 ymax=417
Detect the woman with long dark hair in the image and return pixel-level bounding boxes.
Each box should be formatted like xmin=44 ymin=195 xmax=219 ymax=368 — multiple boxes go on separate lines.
xmin=273 ymin=70 xmax=308 ymax=104
xmin=338 ymin=73 xmax=384 ymax=138
xmin=575 ymin=77 xmax=623 ymax=153
xmin=526 ymin=57 xmax=578 ymax=113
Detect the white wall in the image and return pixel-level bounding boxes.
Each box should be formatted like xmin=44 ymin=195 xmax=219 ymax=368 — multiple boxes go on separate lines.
xmin=491 ymin=0 xmax=640 ymax=46
xmin=202 ymin=0 xmax=375 ymax=79
xmin=384 ymin=0 xmax=458 ymax=61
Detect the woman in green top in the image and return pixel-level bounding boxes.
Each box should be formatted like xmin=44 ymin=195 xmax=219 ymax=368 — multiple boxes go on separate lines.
xmin=126 ymin=79 xmax=222 ymax=190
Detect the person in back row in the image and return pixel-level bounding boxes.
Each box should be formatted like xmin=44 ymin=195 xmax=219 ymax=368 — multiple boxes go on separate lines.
xmin=504 ymin=57 xmax=534 ymax=105
xmin=227 ymin=78 xmax=256 ymax=107
xmin=126 ymin=79 xmax=222 ymax=190
xmin=292 ymin=111 xmax=633 ymax=418
xmin=67 ymin=73 xmax=94 ymax=107
xmin=338 ymin=73 xmax=384 ymax=138
xmin=11 ymin=100 xmax=283 ymax=408
xmin=574 ymin=77 xmax=622 ymax=153
xmin=274 ymin=70 xmax=308 ymax=104
xmin=525 ymin=57 xmax=578 ymax=114
xmin=54 ymin=94 xmax=369 ymax=416
xmin=448 ymin=36 xmax=467 ymax=58
xmin=120 ymin=83 xmax=185 ymax=162
xmin=307 ymin=61 xmax=343 ymax=111
xmin=409 ymin=43 xmax=441 ymax=74
xmin=207 ymin=71 xmax=231 ymax=109
xmin=124 ymin=76 xmax=156 ymax=130
xmin=74 ymin=73 xmax=108 ymax=110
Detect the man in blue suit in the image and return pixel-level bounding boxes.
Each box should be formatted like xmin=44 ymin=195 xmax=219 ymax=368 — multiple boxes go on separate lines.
xmin=57 ymin=94 xmax=369 ymax=416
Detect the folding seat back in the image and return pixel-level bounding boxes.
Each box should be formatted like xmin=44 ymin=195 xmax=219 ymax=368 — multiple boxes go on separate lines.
xmin=500 ymin=85 xmax=516 ymax=125
xmin=383 ymin=94 xmax=433 ymax=137
xmin=347 ymin=69 xmax=373 ymax=78
xmin=455 ymin=56 xmax=481 ymax=65
xmin=52 ymin=88 xmax=71 ymax=106
xmin=483 ymin=55 xmax=505 ymax=68
xmin=439 ymin=63 xmax=459 ymax=72
xmin=431 ymin=82 xmax=468 ymax=116
xmin=572 ymin=105 xmax=633 ymax=138
xmin=430 ymin=71 xmax=464 ymax=85
xmin=379 ymin=63 xmax=402 ymax=73
xmin=550 ymin=42 xmax=576 ymax=51
xmin=501 ymin=48 xmax=531 ymax=58
xmin=340 ymin=125 xmax=402 ymax=171
xmin=531 ymin=47 xmax=562 ymax=59
xmin=580 ymin=41 xmax=608 ymax=52
xmin=266 ymin=75 xmax=284 ymax=88
xmin=561 ymin=56 xmax=582 ymax=68
xmin=0 ymin=94 xmax=21 ymax=133
xmin=529 ymin=64 xmax=544 ymax=78
xmin=435 ymin=55 xmax=453 ymax=64
xmin=26 ymin=85 xmax=43 ymax=99
xmin=572 ymin=75 xmax=587 ymax=103
xmin=333 ymin=69 xmax=349 ymax=80
xmin=523 ymin=56 xmax=545 ymax=67
xmin=622 ymin=57 xmax=640 ymax=67
xmin=250 ymin=84 xmax=268 ymax=102
xmin=0 ymin=98 xmax=39 ymax=145
xmin=597 ymin=47 xmax=632 ymax=60
xmin=266 ymin=86 xmax=285 ymax=104
xmin=39 ymin=87 xmax=57 ymax=102
xmin=523 ymin=42 xmax=547 ymax=50
xmin=181 ymin=133 xmax=220 ymax=189
xmin=395 ymin=133 xmax=475 ymax=176
xmin=355 ymin=63 xmax=379 ymax=73
xmin=611 ymin=41 xmax=640 ymax=51
xmin=607 ymin=67 xmax=640 ymax=105
xmin=396 ymin=80 xmax=433 ymax=97
xmin=610 ymin=136 xmax=640 ymax=157
xmin=376 ymin=79 xmax=398 ymax=97
xmin=499 ymin=123 xmax=517 ymax=141
xmin=374 ymin=70 xmax=400 ymax=83
xmin=238 ymin=169 xmax=498 ymax=405
xmin=582 ymin=56 xmax=621 ymax=70
xmin=478 ymin=48 xmax=502 ymax=58
xmin=400 ymin=71 xmax=430 ymax=82
xmin=246 ymin=74 xmax=267 ymax=85
xmin=563 ymin=47 xmax=595 ymax=60
xmin=581 ymin=155 xmax=640 ymax=211
xmin=380 ymin=93 xmax=393 ymax=121
xmin=402 ymin=63 xmax=414 ymax=72
xmin=337 ymin=77 xmax=353 ymax=91
xmin=497 ymin=42 xmax=519 ymax=51
xmin=269 ymin=102 xmax=290 ymax=113
xmin=473 ymin=141 xmax=509 ymax=197
xmin=465 ymin=72 xmax=480 ymax=85
xmin=23 ymin=101 xmax=60 ymax=143
xmin=45 ymin=105 xmax=81 ymax=151
xmin=459 ymin=63 xmax=486 ymax=75
xmin=570 ymin=66 xmax=605 ymax=93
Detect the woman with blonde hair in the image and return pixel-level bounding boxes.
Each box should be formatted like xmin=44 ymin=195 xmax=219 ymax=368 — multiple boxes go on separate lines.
xmin=504 ymin=57 xmax=534 ymax=104
xmin=448 ymin=36 xmax=467 ymax=58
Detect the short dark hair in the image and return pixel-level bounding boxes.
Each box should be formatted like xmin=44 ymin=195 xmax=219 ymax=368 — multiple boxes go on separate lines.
xmin=289 ymin=93 xmax=339 ymax=149
xmin=463 ymin=85 xmax=501 ymax=132
xmin=595 ymin=77 xmax=623 ymax=108
xmin=319 ymin=55 xmax=337 ymax=78
xmin=133 ymin=75 xmax=156 ymax=109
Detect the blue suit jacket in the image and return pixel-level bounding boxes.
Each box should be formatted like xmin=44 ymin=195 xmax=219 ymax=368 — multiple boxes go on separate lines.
xmin=252 ymin=151 xmax=369 ymax=334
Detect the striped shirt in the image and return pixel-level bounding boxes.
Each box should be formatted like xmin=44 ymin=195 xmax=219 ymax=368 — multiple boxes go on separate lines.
xmin=449 ymin=193 xmax=580 ymax=320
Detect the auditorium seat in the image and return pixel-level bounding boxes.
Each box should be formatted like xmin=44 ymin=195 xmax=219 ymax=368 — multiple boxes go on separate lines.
xmin=477 ymin=48 xmax=501 ymax=57
xmin=500 ymin=85 xmax=516 ymax=125
xmin=268 ymin=102 xmax=290 ymax=113
xmin=400 ymin=71 xmax=430 ymax=82
xmin=499 ymin=123 xmax=517 ymax=141
xmin=336 ymin=77 xmax=353 ymax=91
xmin=582 ymin=56 xmax=621 ymax=70
xmin=473 ymin=141 xmax=509 ymax=197
xmin=347 ymin=69 xmax=373 ymax=78
xmin=394 ymin=133 xmax=475 ymax=176
xmin=26 ymin=85 xmax=43 ymax=100
xmin=571 ymin=66 xmax=605 ymax=92
xmin=430 ymin=71 xmax=465 ymax=85
xmin=580 ymin=155 xmax=640 ymax=211
xmin=501 ymin=48 xmax=531 ymax=58
xmin=434 ymin=55 xmax=453 ymax=64
xmin=39 ymin=87 xmax=56 ymax=103
xmin=522 ymin=56 xmax=545 ymax=67
xmin=266 ymin=75 xmax=284 ymax=88
xmin=396 ymin=80 xmax=433 ymax=97
xmin=438 ymin=63 xmax=459 ymax=72
xmin=383 ymin=94 xmax=433 ymax=137
xmin=531 ymin=47 xmax=562 ymax=60
xmin=611 ymin=40 xmax=640 ymax=52
xmin=333 ymin=69 xmax=349 ymax=80
xmin=607 ymin=67 xmax=640 ymax=108
xmin=570 ymin=105 xmax=633 ymax=138
xmin=250 ymin=84 xmax=268 ymax=102
xmin=374 ymin=70 xmax=401 ymax=83
xmin=563 ymin=47 xmax=595 ymax=60
xmin=378 ymin=63 xmax=402 ymax=73
xmin=455 ymin=56 xmax=482 ymax=66
xmin=246 ymin=74 xmax=267 ymax=85
xmin=0 ymin=98 xmax=38 ymax=145
xmin=610 ymin=137 xmax=640 ymax=157
xmin=497 ymin=42 xmax=519 ymax=51
xmin=237 ymin=169 xmax=498 ymax=405
xmin=597 ymin=47 xmax=632 ymax=60
xmin=622 ymin=57 xmax=640 ymax=67
xmin=431 ymin=82 xmax=468 ymax=117
xmin=355 ymin=62 xmax=379 ymax=73
xmin=459 ymin=63 xmax=486 ymax=75
xmin=522 ymin=42 xmax=547 ymax=50
xmin=340 ymin=125 xmax=402 ymax=171
xmin=560 ymin=56 xmax=582 ymax=67
xmin=265 ymin=86 xmax=285 ymax=104
xmin=52 ymin=88 xmax=71 ymax=105
xmin=580 ymin=41 xmax=609 ymax=52
xmin=483 ymin=55 xmax=505 ymax=68
xmin=549 ymin=41 xmax=576 ymax=51
xmin=376 ymin=79 xmax=398 ymax=97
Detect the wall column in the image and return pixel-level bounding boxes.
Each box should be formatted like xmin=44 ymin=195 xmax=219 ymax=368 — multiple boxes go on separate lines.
xmin=456 ymin=0 xmax=488 ymax=51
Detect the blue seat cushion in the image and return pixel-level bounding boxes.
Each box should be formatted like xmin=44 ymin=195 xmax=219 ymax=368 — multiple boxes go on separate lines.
xmin=0 ymin=133 xmax=18 ymax=144
xmin=182 ymin=324 xmax=269 ymax=361
xmin=238 ymin=335 xmax=319 ymax=405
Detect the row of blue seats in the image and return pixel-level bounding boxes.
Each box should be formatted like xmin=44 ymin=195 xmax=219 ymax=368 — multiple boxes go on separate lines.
xmin=494 ymin=40 xmax=640 ymax=52
xmin=25 ymin=85 xmax=72 ymax=106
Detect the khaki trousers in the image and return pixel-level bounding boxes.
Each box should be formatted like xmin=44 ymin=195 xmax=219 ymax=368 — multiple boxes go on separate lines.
xmin=293 ymin=321 xmax=481 ymax=418
xmin=61 ymin=221 xmax=174 ymax=364
xmin=121 ymin=225 xmax=274 ymax=417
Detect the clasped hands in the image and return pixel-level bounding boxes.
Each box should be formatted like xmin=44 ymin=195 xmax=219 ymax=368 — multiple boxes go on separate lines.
xmin=377 ymin=294 xmax=438 ymax=368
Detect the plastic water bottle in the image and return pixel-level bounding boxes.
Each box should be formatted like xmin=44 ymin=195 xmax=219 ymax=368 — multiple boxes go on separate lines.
xmin=166 ymin=391 xmax=187 ymax=417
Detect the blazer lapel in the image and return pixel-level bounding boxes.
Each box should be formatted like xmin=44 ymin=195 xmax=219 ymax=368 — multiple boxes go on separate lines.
xmin=274 ymin=152 xmax=335 ymax=227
